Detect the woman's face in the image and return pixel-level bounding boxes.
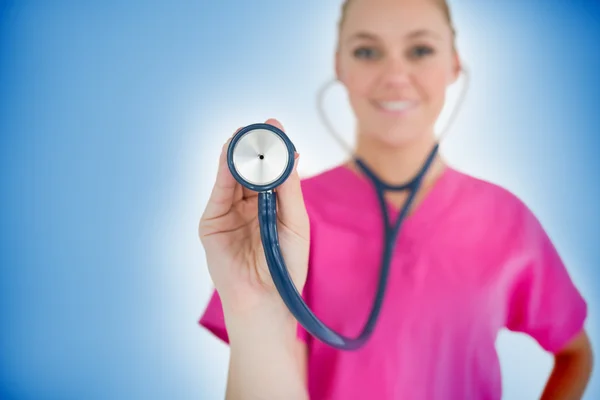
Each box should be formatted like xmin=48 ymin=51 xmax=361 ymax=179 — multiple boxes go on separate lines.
xmin=336 ymin=0 xmax=461 ymax=147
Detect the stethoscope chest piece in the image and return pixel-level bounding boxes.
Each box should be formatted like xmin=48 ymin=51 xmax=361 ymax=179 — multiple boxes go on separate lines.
xmin=227 ymin=123 xmax=296 ymax=192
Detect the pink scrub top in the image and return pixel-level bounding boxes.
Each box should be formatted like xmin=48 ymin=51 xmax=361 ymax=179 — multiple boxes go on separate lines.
xmin=199 ymin=164 xmax=587 ymax=400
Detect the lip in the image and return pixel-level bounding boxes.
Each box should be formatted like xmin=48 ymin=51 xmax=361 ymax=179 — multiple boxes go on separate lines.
xmin=371 ymin=100 xmax=418 ymax=116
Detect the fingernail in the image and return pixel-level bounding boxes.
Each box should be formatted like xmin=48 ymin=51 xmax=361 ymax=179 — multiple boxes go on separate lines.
xmin=294 ymin=152 xmax=300 ymax=160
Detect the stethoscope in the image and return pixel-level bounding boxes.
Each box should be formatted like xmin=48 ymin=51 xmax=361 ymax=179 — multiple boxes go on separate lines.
xmin=226 ymin=67 xmax=470 ymax=350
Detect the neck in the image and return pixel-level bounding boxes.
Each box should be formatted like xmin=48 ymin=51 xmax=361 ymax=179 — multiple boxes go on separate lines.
xmin=346 ymin=129 xmax=446 ymax=187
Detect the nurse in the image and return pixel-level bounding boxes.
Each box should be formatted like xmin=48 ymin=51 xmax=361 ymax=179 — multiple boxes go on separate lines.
xmin=198 ymin=0 xmax=593 ymax=399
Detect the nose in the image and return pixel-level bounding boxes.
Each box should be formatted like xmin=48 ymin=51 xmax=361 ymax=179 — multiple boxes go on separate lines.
xmin=380 ymin=56 xmax=410 ymax=87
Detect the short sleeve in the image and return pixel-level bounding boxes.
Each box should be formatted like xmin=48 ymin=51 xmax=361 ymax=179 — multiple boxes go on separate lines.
xmin=505 ymin=203 xmax=588 ymax=354
xmin=199 ymin=289 xmax=310 ymax=344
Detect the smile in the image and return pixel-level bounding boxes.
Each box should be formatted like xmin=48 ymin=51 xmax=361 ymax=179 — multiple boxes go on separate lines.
xmin=373 ymin=100 xmax=417 ymax=114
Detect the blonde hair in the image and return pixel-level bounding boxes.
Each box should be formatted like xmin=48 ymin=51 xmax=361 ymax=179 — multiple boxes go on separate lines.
xmin=338 ymin=0 xmax=457 ymax=40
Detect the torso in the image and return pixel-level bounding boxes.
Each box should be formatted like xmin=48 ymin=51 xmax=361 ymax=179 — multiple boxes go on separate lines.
xmin=298 ymin=164 xmax=525 ymax=400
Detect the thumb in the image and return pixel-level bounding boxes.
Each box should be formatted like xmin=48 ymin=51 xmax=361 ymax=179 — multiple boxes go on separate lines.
xmin=201 ymin=129 xmax=240 ymax=222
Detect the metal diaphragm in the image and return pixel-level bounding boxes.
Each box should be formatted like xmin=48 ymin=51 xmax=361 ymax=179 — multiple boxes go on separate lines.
xmin=227 ymin=123 xmax=296 ymax=192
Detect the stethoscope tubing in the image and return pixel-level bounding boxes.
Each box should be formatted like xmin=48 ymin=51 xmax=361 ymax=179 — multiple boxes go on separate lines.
xmin=229 ymin=123 xmax=440 ymax=350
xmin=227 ymin=66 xmax=467 ymax=350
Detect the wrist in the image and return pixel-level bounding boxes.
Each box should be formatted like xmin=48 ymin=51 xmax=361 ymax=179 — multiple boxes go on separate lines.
xmin=223 ymin=295 xmax=294 ymax=325
xmin=223 ymin=299 xmax=298 ymax=341
xmin=220 ymin=286 xmax=296 ymax=319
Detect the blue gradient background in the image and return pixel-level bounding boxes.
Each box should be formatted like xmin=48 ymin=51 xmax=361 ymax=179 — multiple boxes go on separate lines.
xmin=1 ymin=0 xmax=599 ymax=399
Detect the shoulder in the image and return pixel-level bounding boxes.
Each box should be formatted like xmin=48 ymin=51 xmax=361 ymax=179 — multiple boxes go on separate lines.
xmin=448 ymin=166 xmax=534 ymax=221
xmin=446 ymin=167 xmax=548 ymax=252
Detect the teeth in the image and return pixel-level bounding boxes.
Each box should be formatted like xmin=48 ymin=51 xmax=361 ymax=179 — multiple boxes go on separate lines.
xmin=379 ymin=101 xmax=412 ymax=111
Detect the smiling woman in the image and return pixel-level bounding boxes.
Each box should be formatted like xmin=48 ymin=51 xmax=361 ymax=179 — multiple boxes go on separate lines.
xmin=335 ymin=0 xmax=460 ymax=179
xmin=197 ymin=0 xmax=593 ymax=399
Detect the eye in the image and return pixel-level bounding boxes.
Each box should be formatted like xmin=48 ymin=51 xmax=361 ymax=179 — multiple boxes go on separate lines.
xmin=353 ymin=46 xmax=382 ymax=60
xmin=409 ymin=45 xmax=435 ymax=59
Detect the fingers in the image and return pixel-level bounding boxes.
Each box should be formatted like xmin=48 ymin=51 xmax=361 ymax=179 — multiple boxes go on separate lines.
xmin=261 ymin=118 xmax=308 ymax=234
xmin=201 ymin=128 xmax=241 ymax=221
xmin=274 ymin=147 xmax=309 ymax=235
xmin=202 ymin=118 xmax=308 ymax=239
xmin=265 ymin=118 xmax=284 ymax=131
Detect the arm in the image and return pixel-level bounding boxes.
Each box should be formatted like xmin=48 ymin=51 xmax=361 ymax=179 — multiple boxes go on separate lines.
xmin=540 ymin=330 xmax=593 ymax=400
xmin=223 ymin=300 xmax=309 ymax=400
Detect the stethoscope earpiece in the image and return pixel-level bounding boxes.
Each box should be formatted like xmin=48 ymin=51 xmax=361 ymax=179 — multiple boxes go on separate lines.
xmin=227 ymin=123 xmax=297 ymax=192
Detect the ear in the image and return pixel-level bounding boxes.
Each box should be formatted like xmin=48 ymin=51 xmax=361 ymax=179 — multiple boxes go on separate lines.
xmin=450 ymin=50 xmax=462 ymax=84
xmin=335 ymin=50 xmax=342 ymax=81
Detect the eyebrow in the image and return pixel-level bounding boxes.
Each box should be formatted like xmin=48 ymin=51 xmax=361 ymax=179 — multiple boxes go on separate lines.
xmin=346 ymin=29 xmax=442 ymax=43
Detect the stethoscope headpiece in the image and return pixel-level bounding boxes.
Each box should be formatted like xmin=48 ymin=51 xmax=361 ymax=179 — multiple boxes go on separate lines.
xmin=227 ymin=123 xmax=296 ymax=192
